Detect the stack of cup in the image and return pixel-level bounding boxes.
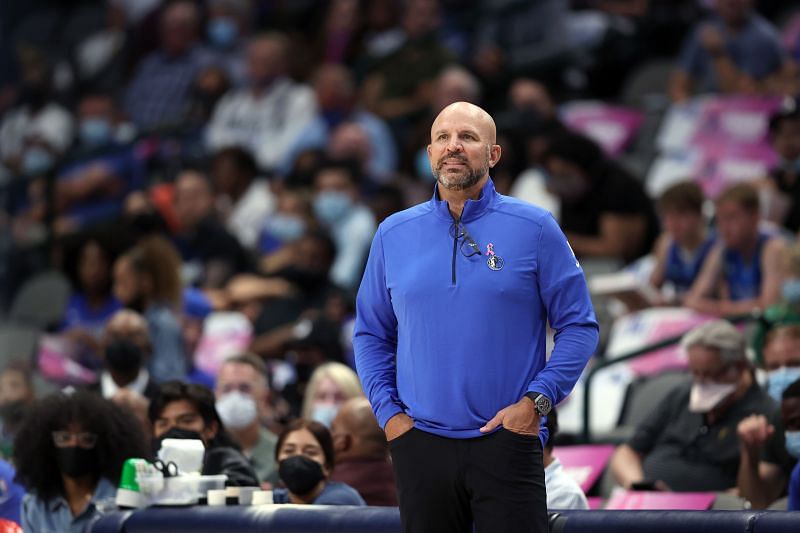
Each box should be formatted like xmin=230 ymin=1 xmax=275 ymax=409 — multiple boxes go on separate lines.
xmin=251 ymin=490 xmax=273 ymax=505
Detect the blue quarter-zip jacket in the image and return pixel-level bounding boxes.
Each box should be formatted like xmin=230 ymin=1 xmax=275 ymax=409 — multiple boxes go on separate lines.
xmin=353 ymin=179 xmax=599 ymax=440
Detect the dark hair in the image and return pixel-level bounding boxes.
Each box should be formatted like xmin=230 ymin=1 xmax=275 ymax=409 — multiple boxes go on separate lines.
xmin=274 ymin=419 xmax=335 ymax=472
xmin=657 ymin=181 xmax=704 ymax=215
xmin=769 ymin=98 xmax=800 ymax=135
xmin=716 ymin=183 xmax=759 ymax=214
xmin=542 ymin=130 xmax=605 ymax=175
xmin=148 ymin=381 xmax=240 ymax=450
xmin=783 ymin=377 xmax=800 ymax=400
xmin=212 ymin=147 xmax=258 ymax=179
xmin=13 ymin=391 xmax=148 ymax=502
xmin=545 ymin=409 xmax=559 ymax=452
xmin=62 ymin=234 xmax=117 ymax=296
xmin=315 ymin=158 xmax=364 ymax=188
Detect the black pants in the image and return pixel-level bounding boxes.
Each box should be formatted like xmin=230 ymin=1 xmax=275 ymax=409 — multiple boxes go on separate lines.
xmin=389 ymin=427 xmax=547 ymax=533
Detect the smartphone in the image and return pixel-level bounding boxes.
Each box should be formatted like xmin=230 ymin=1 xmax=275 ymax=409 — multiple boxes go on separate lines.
xmin=630 ymin=480 xmax=658 ymax=491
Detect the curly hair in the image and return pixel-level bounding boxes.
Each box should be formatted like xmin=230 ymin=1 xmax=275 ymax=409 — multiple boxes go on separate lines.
xmin=123 ymin=235 xmax=183 ymax=310
xmin=12 ymin=390 xmax=149 ymax=502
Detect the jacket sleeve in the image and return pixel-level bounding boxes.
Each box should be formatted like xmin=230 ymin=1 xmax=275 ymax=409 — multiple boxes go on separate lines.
xmin=527 ymin=214 xmax=599 ymax=405
xmin=352 ymin=226 xmax=403 ymax=429
xmin=203 ymin=447 xmax=260 ymax=487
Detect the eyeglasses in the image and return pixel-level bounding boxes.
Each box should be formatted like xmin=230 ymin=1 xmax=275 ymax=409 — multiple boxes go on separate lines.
xmin=449 ymin=221 xmax=483 ymax=258
xmin=52 ymin=431 xmax=98 ymax=449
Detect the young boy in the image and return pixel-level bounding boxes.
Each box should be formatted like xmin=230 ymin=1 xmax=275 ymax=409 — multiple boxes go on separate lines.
xmin=649 ymin=181 xmax=715 ymax=301
xmin=685 ymin=183 xmax=786 ymax=316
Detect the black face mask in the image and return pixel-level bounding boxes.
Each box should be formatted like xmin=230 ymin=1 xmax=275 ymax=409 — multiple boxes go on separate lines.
xmin=104 ymin=339 xmax=143 ymax=376
xmin=274 ymin=266 xmax=327 ymax=292
xmin=279 ymin=455 xmax=325 ymax=496
xmin=152 ymin=427 xmax=205 ymax=455
xmin=56 ymin=446 xmax=96 ymax=478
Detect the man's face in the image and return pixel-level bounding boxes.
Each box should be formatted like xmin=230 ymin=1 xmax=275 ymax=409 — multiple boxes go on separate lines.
xmin=112 ymin=257 xmax=141 ymax=306
xmin=215 ymin=362 xmax=267 ymax=415
xmin=772 ymin=119 xmax=800 ymax=162
xmin=763 ymin=335 xmax=800 ymax=372
xmin=543 ymin=157 xmax=590 ymax=202
xmin=0 ymin=370 xmax=31 ymax=406
xmin=153 ymin=399 xmax=216 ymax=444
xmin=160 ymin=2 xmax=198 ymax=55
xmin=716 ymin=0 xmax=752 ymax=26
xmin=715 ymin=200 xmax=758 ymax=249
xmin=427 ymin=106 xmax=500 ymax=192
xmin=662 ymin=210 xmax=703 ymax=245
xmin=687 ymin=346 xmax=741 ymax=385
xmin=174 ymin=172 xmax=214 ymax=231
xmin=246 ymin=39 xmax=284 ymax=88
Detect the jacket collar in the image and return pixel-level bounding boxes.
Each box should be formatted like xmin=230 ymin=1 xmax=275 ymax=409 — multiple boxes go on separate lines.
xmin=430 ymin=177 xmax=496 ymax=223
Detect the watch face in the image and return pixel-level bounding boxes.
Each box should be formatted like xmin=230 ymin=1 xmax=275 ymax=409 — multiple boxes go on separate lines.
xmin=535 ymin=395 xmax=551 ymax=415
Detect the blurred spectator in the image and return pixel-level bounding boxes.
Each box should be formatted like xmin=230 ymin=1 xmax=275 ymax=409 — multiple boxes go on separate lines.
xmin=211 ymin=147 xmax=276 ymax=251
xmin=258 ymin=186 xmax=316 ymax=257
xmin=14 ymin=391 xmax=148 ymax=532
xmin=280 ymin=63 xmax=397 ymax=183
xmin=206 ymin=33 xmax=318 ymax=172
xmin=302 ymin=362 xmax=363 ymax=428
xmin=669 ymin=0 xmax=792 ymax=101
xmin=473 ymin=0 xmax=572 ymax=104
xmin=0 ymin=459 xmax=25 ymax=526
xmin=763 ymin=101 xmax=800 ymax=233
xmin=173 ymin=169 xmax=253 ymax=288
xmin=784 ymin=379 xmax=800 ymax=510
xmin=542 ymin=130 xmax=659 ymax=264
xmin=649 ymin=181 xmax=715 ymax=301
xmin=685 ymin=183 xmax=786 ymax=316
xmin=61 ymin=237 xmax=122 ymax=343
xmin=124 ymin=0 xmax=214 ymax=128
xmin=149 ymin=381 xmax=259 ymax=486
xmin=360 ymin=0 xmax=405 ymax=62
xmin=214 ymin=354 xmax=279 ymax=483
xmin=205 ymin=0 xmax=252 ymax=86
xmin=312 ymin=160 xmax=376 ymax=291
xmin=181 ymin=287 xmax=217 ymax=389
xmin=369 ymin=184 xmax=407 ymax=225
xmin=610 ymin=320 xmax=779 ymax=492
xmin=0 ymin=47 xmax=73 ymax=179
xmin=544 ymin=409 xmax=589 ymax=510
xmin=273 ymin=419 xmax=365 ymax=505
xmin=361 ymin=0 xmax=455 ymax=122
xmin=113 ymin=236 xmax=187 ymax=382
xmin=313 ymin=0 xmax=365 ymax=67
xmin=0 ymin=366 xmax=34 ymax=459
xmin=184 ymin=65 xmax=231 ymax=129
xmin=736 ymin=324 xmax=800 ymax=508
xmin=330 ymin=396 xmax=398 ymax=506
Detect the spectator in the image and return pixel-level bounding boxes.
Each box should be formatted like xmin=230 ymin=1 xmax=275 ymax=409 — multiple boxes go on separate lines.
xmin=14 ymin=391 xmax=148 ymax=532
xmin=685 ymin=183 xmax=786 ymax=316
xmin=649 ymin=181 xmax=715 ymax=300
xmin=280 ymin=63 xmax=397 ymax=183
xmin=784 ymin=379 xmax=800 ymax=510
xmin=211 ymin=147 xmax=276 ymax=251
xmin=205 ymin=0 xmax=251 ymax=86
xmin=214 ymin=354 xmax=279 ymax=483
xmin=542 ymin=130 xmax=659 ymax=264
xmin=544 ymin=410 xmax=589 ymax=510
xmin=312 ymin=159 xmax=376 ymax=291
xmin=124 ymin=0 xmax=214 ymax=128
xmin=312 ymin=0 xmax=365 ymax=67
xmin=735 ymin=324 xmax=800 ymax=508
xmin=302 ymin=362 xmax=363 ymax=428
xmin=668 ymin=0 xmax=792 ymax=101
xmin=181 ymin=287 xmax=217 ymax=389
xmin=330 ymin=397 xmax=398 ymax=506
xmin=763 ymin=102 xmax=800 ymax=233
xmin=0 ymin=459 xmax=25 ymax=526
xmin=148 ymin=381 xmax=259 ymax=486
xmin=113 ymin=236 xmax=187 ymax=383
xmin=610 ymin=320 xmax=779 ymax=492
xmin=273 ymin=419 xmax=365 ymax=505
xmin=257 ymin=186 xmax=315 ymax=257
xmin=0 ymin=366 xmax=34 ymax=459
xmin=173 ymin=169 xmax=253 ymax=288
xmin=206 ymin=33 xmax=317 ymax=172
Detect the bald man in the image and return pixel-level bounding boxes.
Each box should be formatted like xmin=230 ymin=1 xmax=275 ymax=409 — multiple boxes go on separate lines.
xmin=354 ymin=102 xmax=598 ymax=533
xmin=330 ymin=397 xmax=398 ymax=506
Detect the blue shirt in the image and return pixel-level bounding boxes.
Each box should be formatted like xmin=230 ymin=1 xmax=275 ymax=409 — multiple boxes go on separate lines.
xmin=353 ymin=179 xmax=598 ymax=442
xmin=21 ymin=477 xmax=116 ymax=533
xmin=665 ymin=236 xmax=715 ymax=294
xmin=678 ymin=14 xmax=786 ymax=92
xmin=145 ymin=304 xmax=188 ymax=383
xmin=0 ymin=459 xmax=25 ymax=525
xmin=789 ymin=460 xmax=800 ymax=511
xmin=273 ymin=481 xmax=366 ymax=506
xmin=722 ymin=232 xmax=768 ymax=301
xmin=62 ymin=293 xmax=122 ymax=337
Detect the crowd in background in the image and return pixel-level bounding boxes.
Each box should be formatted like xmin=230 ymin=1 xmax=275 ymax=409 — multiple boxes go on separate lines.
xmin=1 ymin=0 xmax=800 ymax=529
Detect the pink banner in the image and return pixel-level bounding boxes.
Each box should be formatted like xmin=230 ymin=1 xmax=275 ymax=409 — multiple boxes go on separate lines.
xmin=604 ymin=490 xmax=716 ymax=510
xmin=554 ymin=444 xmax=615 ymax=493
xmin=561 ymin=102 xmax=644 ymax=156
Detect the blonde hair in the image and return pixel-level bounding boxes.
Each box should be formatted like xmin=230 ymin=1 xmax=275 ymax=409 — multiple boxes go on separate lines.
xmin=301 ymin=362 xmax=363 ymax=419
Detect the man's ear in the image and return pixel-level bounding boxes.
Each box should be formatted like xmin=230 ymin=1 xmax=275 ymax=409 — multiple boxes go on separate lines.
xmin=488 ymin=144 xmax=502 ymax=168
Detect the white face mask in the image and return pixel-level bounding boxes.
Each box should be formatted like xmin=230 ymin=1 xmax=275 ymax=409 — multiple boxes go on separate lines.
xmin=311 ymin=403 xmax=339 ymax=428
xmin=215 ymin=391 xmax=258 ymax=430
xmin=689 ymin=381 xmax=738 ymax=413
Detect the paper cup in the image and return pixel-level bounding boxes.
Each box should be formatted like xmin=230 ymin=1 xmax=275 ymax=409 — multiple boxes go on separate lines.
xmin=251 ymin=490 xmax=273 ymax=505
xmin=207 ymin=489 xmax=227 ymax=506
xmin=238 ymin=487 xmax=259 ymax=505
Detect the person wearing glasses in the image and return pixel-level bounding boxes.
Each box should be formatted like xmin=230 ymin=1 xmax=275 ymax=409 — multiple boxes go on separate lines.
xmin=13 ymin=391 xmax=148 ymax=533
xmin=354 ymin=101 xmax=598 ymax=533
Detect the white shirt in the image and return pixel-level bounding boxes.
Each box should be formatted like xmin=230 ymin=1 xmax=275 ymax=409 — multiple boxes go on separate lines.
xmin=327 ymin=204 xmax=376 ymax=291
xmin=100 ymin=368 xmax=150 ymax=399
xmin=545 ymin=457 xmax=590 ymax=510
xmin=222 ymin=179 xmax=276 ymax=250
xmin=206 ymin=78 xmax=317 ymax=171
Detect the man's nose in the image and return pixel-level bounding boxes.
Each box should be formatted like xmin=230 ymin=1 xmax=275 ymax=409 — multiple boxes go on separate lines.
xmin=446 ymin=138 xmax=463 ymax=153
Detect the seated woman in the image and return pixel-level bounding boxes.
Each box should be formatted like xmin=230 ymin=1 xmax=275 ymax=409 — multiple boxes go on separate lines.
xmin=14 ymin=391 xmax=148 ymax=533
xmin=273 ymin=419 xmax=365 ymax=505
xmin=148 ymin=381 xmax=259 ymax=487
